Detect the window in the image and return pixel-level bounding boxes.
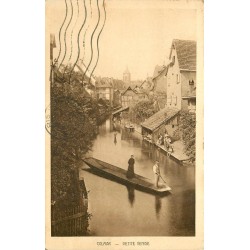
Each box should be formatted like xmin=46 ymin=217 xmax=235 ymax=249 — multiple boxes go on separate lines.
xmin=173 ymin=96 xmax=177 ymax=105
xmin=167 ymin=96 xmax=172 ymax=104
xmin=172 ymin=56 xmax=175 ymax=65
xmin=177 ymin=74 xmax=180 ymax=84
xmin=189 ymin=79 xmax=194 ymax=85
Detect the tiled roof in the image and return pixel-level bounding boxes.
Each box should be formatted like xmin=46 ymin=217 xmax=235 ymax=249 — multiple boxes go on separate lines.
xmin=153 ymin=65 xmax=165 ymax=78
xmin=122 ymin=86 xmax=135 ymax=95
xmin=141 ymin=107 xmax=180 ymax=131
xmin=152 ymin=65 xmax=170 ymax=79
xmin=140 ymin=77 xmax=154 ymax=91
xmin=171 ymin=39 xmax=196 ymax=71
xmin=96 ymin=78 xmax=113 ymax=88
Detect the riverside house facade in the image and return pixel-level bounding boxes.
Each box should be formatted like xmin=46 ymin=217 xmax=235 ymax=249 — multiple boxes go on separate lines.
xmin=141 ymin=107 xmax=180 ymax=143
xmin=166 ymin=39 xmax=196 ymax=113
xmin=152 ymin=65 xmax=168 ymax=94
xmin=121 ymin=86 xmax=147 ymax=108
xmin=96 ymin=78 xmax=114 ymax=105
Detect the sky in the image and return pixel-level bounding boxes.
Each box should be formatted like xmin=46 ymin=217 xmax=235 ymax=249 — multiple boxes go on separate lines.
xmin=47 ymin=0 xmax=197 ymax=80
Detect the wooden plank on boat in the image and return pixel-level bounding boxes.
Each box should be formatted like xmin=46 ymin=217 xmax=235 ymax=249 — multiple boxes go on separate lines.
xmin=82 ymin=157 xmax=171 ymax=195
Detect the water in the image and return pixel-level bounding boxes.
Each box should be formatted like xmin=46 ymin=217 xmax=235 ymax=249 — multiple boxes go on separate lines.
xmin=79 ymin=118 xmax=195 ymax=236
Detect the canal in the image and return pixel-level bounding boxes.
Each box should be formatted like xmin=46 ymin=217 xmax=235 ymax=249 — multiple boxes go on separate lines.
xmin=79 ymin=118 xmax=195 ymax=236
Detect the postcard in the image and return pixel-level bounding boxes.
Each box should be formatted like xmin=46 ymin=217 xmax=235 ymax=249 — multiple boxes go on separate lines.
xmin=46 ymin=0 xmax=203 ymax=249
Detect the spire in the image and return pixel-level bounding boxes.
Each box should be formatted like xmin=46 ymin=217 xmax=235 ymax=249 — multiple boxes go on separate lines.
xmin=124 ymin=66 xmax=130 ymax=74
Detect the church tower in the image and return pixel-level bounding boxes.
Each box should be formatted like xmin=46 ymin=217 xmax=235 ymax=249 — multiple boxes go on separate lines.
xmin=123 ymin=67 xmax=131 ymax=84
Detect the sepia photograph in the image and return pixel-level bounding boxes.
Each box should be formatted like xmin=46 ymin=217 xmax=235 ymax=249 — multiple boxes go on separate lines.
xmin=46 ymin=0 xmax=203 ymax=248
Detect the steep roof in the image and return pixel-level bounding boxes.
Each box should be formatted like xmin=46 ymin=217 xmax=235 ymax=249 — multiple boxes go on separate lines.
xmin=122 ymin=86 xmax=135 ymax=95
xmin=141 ymin=107 xmax=180 ymax=131
xmin=153 ymin=65 xmax=164 ymax=78
xmin=124 ymin=67 xmax=130 ymax=74
xmin=152 ymin=65 xmax=169 ymax=80
xmin=96 ymin=78 xmax=113 ymax=88
xmin=140 ymin=77 xmax=155 ymax=91
xmin=170 ymin=39 xmax=196 ymax=71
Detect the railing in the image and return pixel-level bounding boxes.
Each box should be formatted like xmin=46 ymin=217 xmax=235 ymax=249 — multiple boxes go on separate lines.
xmin=51 ymin=202 xmax=89 ymax=236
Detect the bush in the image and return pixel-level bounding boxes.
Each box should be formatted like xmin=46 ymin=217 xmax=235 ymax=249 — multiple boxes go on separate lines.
xmin=50 ymin=78 xmax=110 ymax=203
xmin=130 ymin=100 xmax=156 ymax=123
xmin=174 ymin=111 xmax=196 ymax=162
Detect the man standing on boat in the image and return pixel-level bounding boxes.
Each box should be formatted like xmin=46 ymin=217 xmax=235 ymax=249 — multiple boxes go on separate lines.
xmin=153 ymin=160 xmax=160 ymax=188
xmin=126 ymin=155 xmax=135 ymax=178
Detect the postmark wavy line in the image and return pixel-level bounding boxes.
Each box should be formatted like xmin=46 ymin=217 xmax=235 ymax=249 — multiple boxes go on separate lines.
xmin=58 ymin=0 xmax=74 ymax=70
xmin=69 ymin=0 xmax=87 ymax=84
xmin=89 ymin=0 xmax=106 ymax=83
xmin=63 ymin=0 xmax=80 ymax=77
xmin=56 ymin=0 xmax=68 ymax=63
xmin=68 ymin=0 xmax=79 ymax=62
xmin=82 ymin=0 xmax=100 ymax=83
xmin=82 ymin=0 xmax=92 ymax=61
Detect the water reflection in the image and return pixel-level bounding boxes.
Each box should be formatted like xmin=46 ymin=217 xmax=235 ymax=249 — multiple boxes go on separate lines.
xmin=114 ymin=132 xmax=117 ymax=145
xmin=126 ymin=185 xmax=135 ymax=207
xmin=111 ymin=120 xmax=121 ymax=133
xmin=155 ymin=195 xmax=162 ymax=220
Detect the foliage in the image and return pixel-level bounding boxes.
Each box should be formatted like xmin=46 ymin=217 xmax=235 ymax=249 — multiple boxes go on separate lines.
xmin=174 ymin=111 xmax=196 ymax=162
xmin=51 ymin=69 xmax=110 ymax=204
xmin=130 ymin=100 xmax=157 ymax=123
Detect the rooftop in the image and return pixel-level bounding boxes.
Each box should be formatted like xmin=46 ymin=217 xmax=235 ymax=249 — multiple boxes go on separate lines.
xmin=96 ymin=78 xmax=113 ymax=88
xmin=124 ymin=67 xmax=130 ymax=74
xmin=122 ymin=86 xmax=136 ymax=95
xmin=153 ymin=65 xmax=166 ymax=78
xmin=171 ymin=39 xmax=196 ymax=71
xmin=141 ymin=107 xmax=180 ymax=131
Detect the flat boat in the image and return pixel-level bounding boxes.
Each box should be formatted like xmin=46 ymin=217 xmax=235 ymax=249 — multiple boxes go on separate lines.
xmin=82 ymin=157 xmax=171 ymax=195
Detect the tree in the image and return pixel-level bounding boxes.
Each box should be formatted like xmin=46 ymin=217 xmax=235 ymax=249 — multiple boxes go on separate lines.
xmin=50 ymin=68 xmax=110 ymax=204
xmin=174 ymin=111 xmax=196 ymax=162
xmin=130 ymin=100 xmax=156 ymax=124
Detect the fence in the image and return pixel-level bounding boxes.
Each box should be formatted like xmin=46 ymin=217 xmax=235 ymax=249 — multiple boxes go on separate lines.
xmin=51 ymin=202 xmax=89 ymax=236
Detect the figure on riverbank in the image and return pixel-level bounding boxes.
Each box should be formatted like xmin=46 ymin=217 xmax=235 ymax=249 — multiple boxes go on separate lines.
xmin=126 ymin=155 xmax=135 ymax=178
xmin=153 ymin=160 xmax=160 ymax=188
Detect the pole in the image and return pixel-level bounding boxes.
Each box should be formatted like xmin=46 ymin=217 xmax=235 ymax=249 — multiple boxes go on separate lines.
xmin=159 ymin=174 xmax=167 ymax=184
